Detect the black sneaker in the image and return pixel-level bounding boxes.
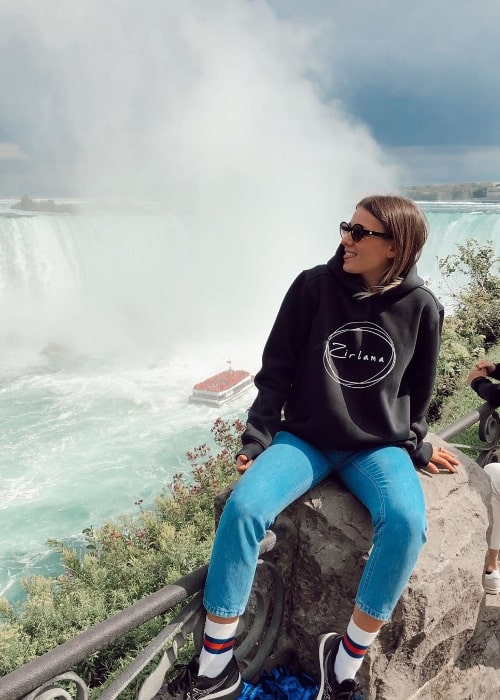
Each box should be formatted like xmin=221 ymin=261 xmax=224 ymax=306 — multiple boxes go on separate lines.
xmin=315 ymin=633 xmax=364 ymax=700
xmin=160 ymin=654 xmax=243 ymax=700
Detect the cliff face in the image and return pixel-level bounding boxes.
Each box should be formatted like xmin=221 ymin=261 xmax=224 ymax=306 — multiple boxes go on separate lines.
xmin=225 ymin=434 xmax=500 ymax=699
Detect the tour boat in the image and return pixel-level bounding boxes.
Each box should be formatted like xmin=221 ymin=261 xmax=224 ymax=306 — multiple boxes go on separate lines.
xmin=189 ymin=368 xmax=254 ymax=407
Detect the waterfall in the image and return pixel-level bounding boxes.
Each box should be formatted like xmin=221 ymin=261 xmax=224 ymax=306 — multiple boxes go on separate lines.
xmin=0 ymin=204 xmax=195 ymax=360
xmin=1 ymin=200 xmax=499 ymax=361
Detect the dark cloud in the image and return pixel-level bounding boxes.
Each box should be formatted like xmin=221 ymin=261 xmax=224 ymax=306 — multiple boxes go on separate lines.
xmin=346 ymin=83 xmax=500 ymax=149
xmin=268 ymin=0 xmax=500 ymax=155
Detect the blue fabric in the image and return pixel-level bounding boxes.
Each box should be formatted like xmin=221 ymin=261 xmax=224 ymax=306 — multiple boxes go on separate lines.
xmin=204 ymin=431 xmax=427 ymax=620
xmin=239 ymin=665 xmax=318 ymax=699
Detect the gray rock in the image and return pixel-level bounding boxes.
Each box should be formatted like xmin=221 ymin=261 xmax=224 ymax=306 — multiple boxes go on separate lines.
xmin=223 ymin=434 xmax=500 ymax=698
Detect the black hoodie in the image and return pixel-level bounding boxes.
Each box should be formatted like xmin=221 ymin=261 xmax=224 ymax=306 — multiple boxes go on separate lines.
xmin=239 ymin=245 xmax=444 ymax=469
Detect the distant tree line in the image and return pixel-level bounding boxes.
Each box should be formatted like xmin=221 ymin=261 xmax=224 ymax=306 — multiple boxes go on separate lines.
xmin=401 ymin=182 xmax=494 ymax=202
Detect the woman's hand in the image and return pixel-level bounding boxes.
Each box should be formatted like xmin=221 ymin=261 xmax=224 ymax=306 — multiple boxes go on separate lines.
xmin=475 ymin=359 xmax=496 ymax=374
xmin=425 ymin=446 xmax=459 ymax=474
xmin=236 ymin=454 xmax=254 ymax=474
xmin=467 ymin=367 xmax=488 ymax=385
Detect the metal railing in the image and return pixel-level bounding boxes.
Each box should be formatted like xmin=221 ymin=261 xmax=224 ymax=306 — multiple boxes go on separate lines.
xmin=0 ymin=402 xmax=498 ymax=700
xmin=0 ymin=531 xmax=282 ymax=700
xmin=436 ymin=401 xmax=500 ymax=466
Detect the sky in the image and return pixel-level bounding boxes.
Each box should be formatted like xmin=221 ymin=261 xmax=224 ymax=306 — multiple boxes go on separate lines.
xmin=0 ymin=0 xmax=499 ymax=200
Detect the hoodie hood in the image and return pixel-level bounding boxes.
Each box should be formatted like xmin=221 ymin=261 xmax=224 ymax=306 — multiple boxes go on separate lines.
xmin=327 ymin=244 xmax=425 ymax=299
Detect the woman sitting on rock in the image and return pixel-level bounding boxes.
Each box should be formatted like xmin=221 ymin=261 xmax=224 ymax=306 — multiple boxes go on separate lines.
xmin=163 ymin=195 xmax=458 ymax=700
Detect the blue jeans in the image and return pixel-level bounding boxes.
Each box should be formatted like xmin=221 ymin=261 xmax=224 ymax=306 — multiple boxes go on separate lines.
xmin=204 ymin=431 xmax=427 ymax=622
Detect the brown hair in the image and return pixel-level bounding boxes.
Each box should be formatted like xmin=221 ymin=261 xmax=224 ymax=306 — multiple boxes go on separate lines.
xmin=355 ymin=194 xmax=428 ymax=296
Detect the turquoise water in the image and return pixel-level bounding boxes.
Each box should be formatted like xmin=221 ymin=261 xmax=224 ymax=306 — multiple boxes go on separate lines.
xmin=0 ymin=347 xmax=257 ymax=601
xmin=0 ymin=199 xmax=499 ymax=602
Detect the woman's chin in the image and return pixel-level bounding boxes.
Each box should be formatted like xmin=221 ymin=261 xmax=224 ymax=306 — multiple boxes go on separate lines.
xmin=343 ymin=261 xmax=356 ymax=275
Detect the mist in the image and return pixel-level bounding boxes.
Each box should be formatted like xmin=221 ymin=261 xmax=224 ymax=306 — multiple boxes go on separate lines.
xmin=0 ymin=0 xmax=402 ymax=359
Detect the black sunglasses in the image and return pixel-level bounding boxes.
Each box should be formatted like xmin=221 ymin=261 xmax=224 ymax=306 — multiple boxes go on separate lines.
xmin=340 ymin=221 xmax=393 ymax=242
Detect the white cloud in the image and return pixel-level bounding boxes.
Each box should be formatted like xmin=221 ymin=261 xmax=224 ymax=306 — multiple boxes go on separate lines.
xmin=0 ymin=143 xmax=28 ymax=160
xmin=0 ymin=0 xmax=406 ymax=341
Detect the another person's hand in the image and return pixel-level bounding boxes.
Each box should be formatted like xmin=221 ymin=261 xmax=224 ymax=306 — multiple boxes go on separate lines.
xmin=236 ymin=454 xmax=254 ymax=474
xmin=425 ymin=446 xmax=459 ymax=474
xmin=475 ymin=360 xmax=496 ymax=374
xmin=467 ymin=367 xmax=488 ymax=385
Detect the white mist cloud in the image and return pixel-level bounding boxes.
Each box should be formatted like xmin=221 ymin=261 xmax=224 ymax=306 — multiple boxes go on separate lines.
xmin=0 ymin=0 xmax=403 ymax=355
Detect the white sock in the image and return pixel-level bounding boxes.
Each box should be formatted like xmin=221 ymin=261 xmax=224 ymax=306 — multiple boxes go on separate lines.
xmin=333 ymin=617 xmax=379 ymax=683
xmin=198 ymin=618 xmax=239 ymax=678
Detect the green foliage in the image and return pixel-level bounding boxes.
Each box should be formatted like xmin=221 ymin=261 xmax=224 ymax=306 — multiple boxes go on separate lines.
xmin=427 ymin=317 xmax=483 ymax=422
xmin=0 ymin=417 xmax=245 ymax=691
xmin=428 ymin=240 xmax=500 ymax=422
xmin=429 ymin=342 xmax=500 ymax=464
xmin=430 ymin=364 xmax=487 ymax=434
xmin=439 ymin=239 xmax=500 ymax=291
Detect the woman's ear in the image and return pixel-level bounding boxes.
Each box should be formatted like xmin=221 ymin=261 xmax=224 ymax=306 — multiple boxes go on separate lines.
xmin=386 ymin=244 xmax=396 ymax=260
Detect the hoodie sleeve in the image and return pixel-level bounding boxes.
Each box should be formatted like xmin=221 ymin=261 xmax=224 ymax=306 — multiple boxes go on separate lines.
xmin=491 ymin=363 xmax=500 ymax=381
xmin=405 ymin=295 xmax=445 ymax=468
xmin=237 ymin=271 xmax=314 ymax=461
xmin=470 ymin=375 xmax=500 ymax=408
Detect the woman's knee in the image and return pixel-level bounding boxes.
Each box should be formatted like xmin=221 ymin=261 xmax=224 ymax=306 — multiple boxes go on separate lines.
xmin=383 ymin=506 xmax=427 ymax=549
xmin=220 ymin=487 xmax=269 ymax=532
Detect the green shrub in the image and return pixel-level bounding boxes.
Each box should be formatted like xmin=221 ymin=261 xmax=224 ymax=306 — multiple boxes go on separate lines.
xmin=428 ymin=240 xmax=500 ymax=422
xmin=438 ymin=239 xmax=500 ymax=347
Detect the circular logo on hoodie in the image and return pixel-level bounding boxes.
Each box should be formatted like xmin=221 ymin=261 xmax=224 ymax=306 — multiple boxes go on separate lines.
xmin=323 ymin=322 xmax=395 ymax=388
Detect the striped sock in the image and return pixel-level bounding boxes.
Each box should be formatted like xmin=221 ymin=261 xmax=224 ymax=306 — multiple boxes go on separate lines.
xmin=333 ymin=618 xmax=378 ymax=683
xmin=198 ymin=618 xmax=239 ymax=678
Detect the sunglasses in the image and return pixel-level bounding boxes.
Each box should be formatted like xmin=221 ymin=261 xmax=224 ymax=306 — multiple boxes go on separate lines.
xmin=339 ymin=221 xmax=393 ymax=242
